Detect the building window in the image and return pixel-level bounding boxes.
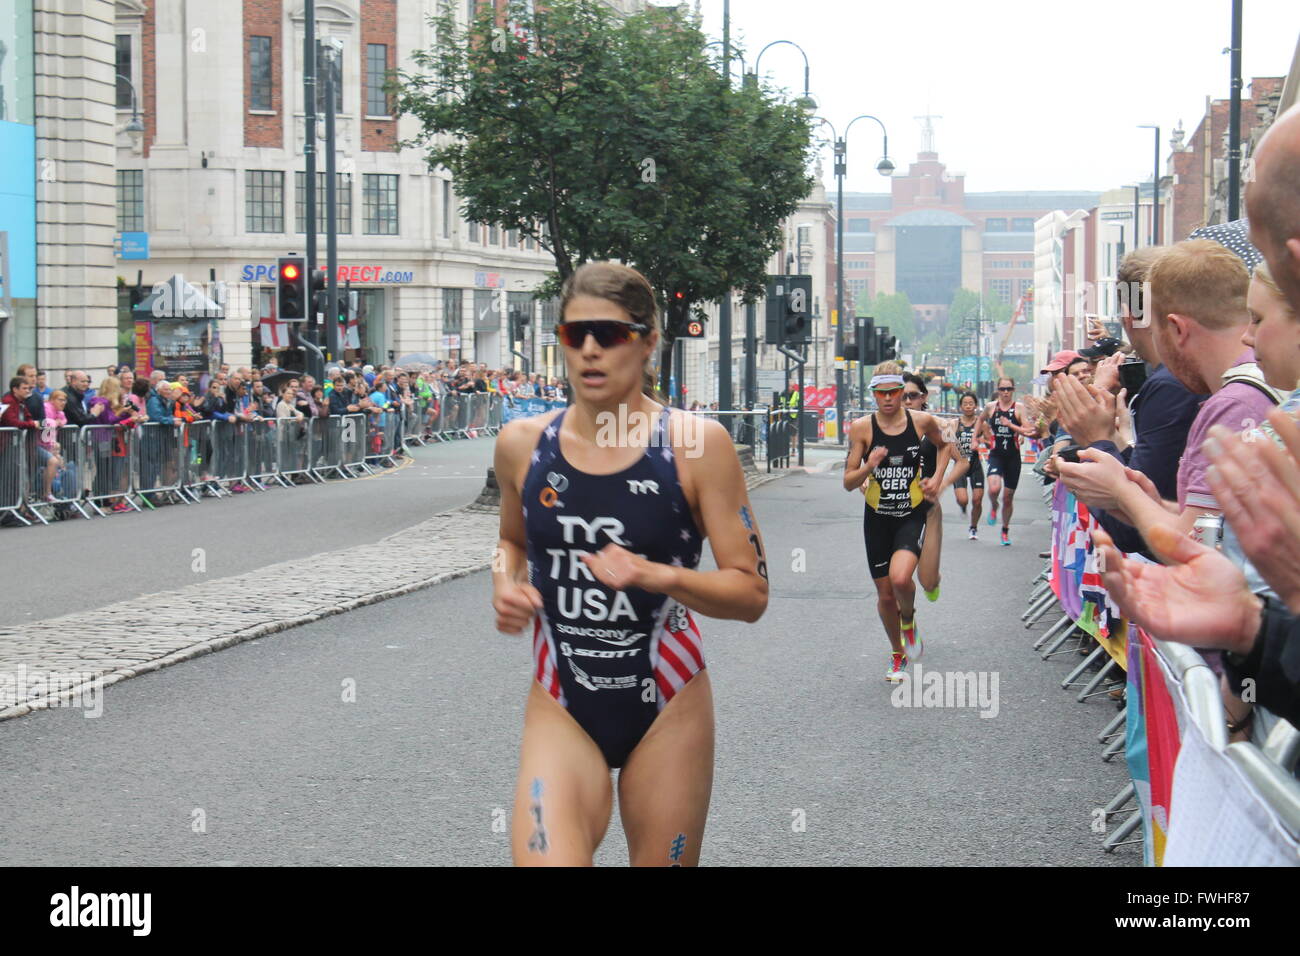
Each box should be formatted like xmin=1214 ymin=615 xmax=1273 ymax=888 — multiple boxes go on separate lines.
xmin=488 ymin=225 xmax=499 ymax=245
xmin=506 ymin=228 xmax=518 ymax=247
xmin=1018 ymin=278 xmax=1034 ymax=299
xmin=316 ymin=42 xmax=344 ymax=114
xmin=249 ymin=36 xmax=272 ymax=111
xmin=1011 ymin=217 xmax=1035 ymax=232
xmin=245 ymin=170 xmax=284 ymax=233
xmin=295 ymin=172 xmax=352 ymax=234
xmin=466 ymin=220 xmax=479 ymax=243
xmin=443 ymin=288 xmax=463 ymax=333
xmin=847 ymin=219 xmax=872 ymax=233
xmin=984 ymin=218 xmax=1007 ymax=232
xmin=366 ymin=43 xmax=390 ymax=116
xmin=115 ymin=35 xmax=133 ymax=109
xmin=442 ymin=180 xmax=452 ymax=238
xmin=362 ymin=173 xmax=399 ymax=235
xmin=1021 ymin=260 xmax=1034 ymax=268
xmin=845 ymin=278 xmax=869 ymax=308
xmin=989 ymin=278 xmax=1012 ymax=304
xmin=116 ymin=170 xmax=144 ymax=232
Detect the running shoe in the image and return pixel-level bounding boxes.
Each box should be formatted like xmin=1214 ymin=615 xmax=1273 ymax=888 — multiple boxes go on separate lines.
xmin=987 ymin=503 xmax=998 ymax=526
xmin=968 ymin=527 xmax=978 ymax=541
xmin=900 ymin=615 xmax=923 ymax=661
xmin=885 ymin=652 xmax=908 ymax=684
xmin=1001 ymin=528 xmax=1011 ymax=547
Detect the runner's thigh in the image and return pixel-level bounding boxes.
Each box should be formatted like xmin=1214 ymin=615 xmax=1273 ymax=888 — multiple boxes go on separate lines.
xmin=617 ymin=671 xmax=715 ymax=867
xmin=511 ymin=681 xmax=614 ymax=866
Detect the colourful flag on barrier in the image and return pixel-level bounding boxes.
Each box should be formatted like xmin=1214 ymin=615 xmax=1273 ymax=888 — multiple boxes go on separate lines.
xmin=1125 ymin=625 xmax=1181 ymax=866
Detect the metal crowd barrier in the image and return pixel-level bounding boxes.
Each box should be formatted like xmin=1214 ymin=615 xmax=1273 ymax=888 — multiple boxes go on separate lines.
xmin=1025 ymin=482 xmax=1300 ymax=862
xmin=0 ymin=427 xmax=30 ymax=525
xmin=1 ymin=402 xmax=504 ymax=527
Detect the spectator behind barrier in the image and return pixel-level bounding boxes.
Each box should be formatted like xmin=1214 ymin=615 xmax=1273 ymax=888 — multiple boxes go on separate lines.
xmin=62 ymin=371 xmax=94 ymax=427
xmin=1055 ymin=247 xmax=1203 ymax=560
xmin=1092 ymin=105 xmax=1300 ymax=730
xmin=1058 ymin=240 xmax=1280 ymax=544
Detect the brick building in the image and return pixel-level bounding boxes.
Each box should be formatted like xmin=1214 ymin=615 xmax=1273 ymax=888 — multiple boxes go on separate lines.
xmin=1168 ymin=76 xmax=1285 ymax=240
xmin=840 ymin=137 xmax=1098 ymax=336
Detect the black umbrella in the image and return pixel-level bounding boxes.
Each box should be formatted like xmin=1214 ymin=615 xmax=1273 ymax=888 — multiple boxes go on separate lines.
xmin=1188 ymin=218 xmax=1263 ymax=269
xmin=261 ymin=370 xmax=303 ymax=393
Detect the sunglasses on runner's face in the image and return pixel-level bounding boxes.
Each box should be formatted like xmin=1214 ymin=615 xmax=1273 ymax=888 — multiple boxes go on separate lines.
xmin=998 ymin=386 xmax=1014 ymax=392
xmin=556 ymin=320 xmax=651 ymax=349
xmin=872 ymin=388 xmax=900 ymax=398
xmin=903 ymin=391 xmax=925 ymax=399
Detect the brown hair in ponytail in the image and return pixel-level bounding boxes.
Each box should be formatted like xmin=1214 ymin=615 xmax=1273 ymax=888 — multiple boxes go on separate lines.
xmin=559 ymin=261 xmax=664 ymax=401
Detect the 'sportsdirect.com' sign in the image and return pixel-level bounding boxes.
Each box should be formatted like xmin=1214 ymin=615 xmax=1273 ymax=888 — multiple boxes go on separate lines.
xmin=240 ymin=263 xmax=415 ymax=284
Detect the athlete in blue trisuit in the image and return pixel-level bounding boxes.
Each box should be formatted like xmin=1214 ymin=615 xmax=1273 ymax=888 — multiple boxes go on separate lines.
xmin=491 ymin=262 xmax=769 ymax=866
xmin=844 ymin=362 xmax=951 ymax=684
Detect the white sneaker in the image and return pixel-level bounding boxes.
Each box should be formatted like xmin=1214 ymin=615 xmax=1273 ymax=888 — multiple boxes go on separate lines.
xmin=968 ymin=527 xmax=978 ymax=541
xmin=885 ymin=652 xmax=908 ymax=683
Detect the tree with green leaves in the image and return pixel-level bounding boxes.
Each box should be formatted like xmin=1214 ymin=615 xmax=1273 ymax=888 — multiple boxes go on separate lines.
xmin=395 ymin=0 xmax=813 ymax=392
xmin=860 ymin=290 xmax=916 ymax=348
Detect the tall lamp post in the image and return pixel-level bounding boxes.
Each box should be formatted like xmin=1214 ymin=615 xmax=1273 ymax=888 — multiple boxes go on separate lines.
xmin=735 ymin=39 xmax=816 ymax=418
xmin=1128 ymin=184 xmax=1141 ymax=249
xmin=1138 ymin=125 xmax=1160 ymax=244
xmin=813 ymin=114 xmax=893 ymax=443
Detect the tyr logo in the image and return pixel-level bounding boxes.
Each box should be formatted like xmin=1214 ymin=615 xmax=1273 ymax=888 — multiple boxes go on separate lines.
xmin=556 ymin=515 xmax=629 ymax=546
xmin=627 ymin=479 xmax=659 ymax=495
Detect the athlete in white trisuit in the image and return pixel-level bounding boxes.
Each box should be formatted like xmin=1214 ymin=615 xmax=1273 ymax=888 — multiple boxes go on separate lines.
xmin=844 ymin=363 xmax=951 ymax=683
xmin=492 ymin=262 xmax=769 ymax=866
xmin=973 ymin=377 xmax=1038 ymax=546
xmin=951 ymin=391 xmax=993 ymax=539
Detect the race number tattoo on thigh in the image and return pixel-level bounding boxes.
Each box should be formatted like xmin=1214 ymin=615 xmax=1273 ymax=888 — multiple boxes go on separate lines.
xmin=669 ymin=832 xmax=687 ymax=866
xmin=527 ymin=777 xmax=549 ymax=854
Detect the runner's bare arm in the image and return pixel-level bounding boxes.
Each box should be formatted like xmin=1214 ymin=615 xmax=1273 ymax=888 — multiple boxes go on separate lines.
xmin=843 ymin=416 xmax=877 ymax=490
xmin=919 ymin=413 xmax=953 ymax=498
xmin=583 ymin=417 xmax=768 ymax=622
xmin=492 ymin=417 xmax=545 ymax=633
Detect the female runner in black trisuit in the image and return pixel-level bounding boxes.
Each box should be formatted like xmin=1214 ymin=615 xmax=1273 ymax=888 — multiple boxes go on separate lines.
xmin=492 ymin=262 xmax=769 ymax=866
xmin=952 ymin=391 xmax=992 ymax=539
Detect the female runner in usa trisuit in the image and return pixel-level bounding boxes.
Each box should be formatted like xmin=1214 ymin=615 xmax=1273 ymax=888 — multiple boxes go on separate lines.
xmin=492 ymin=262 xmax=769 ymax=867
xmin=975 ymin=376 xmax=1038 ymax=546
xmin=952 ymin=391 xmax=992 ymax=539
xmin=844 ymin=363 xmax=950 ymax=684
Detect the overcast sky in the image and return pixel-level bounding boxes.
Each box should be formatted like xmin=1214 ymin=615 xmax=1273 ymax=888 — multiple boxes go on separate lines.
xmin=681 ymin=0 xmax=1299 ymax=194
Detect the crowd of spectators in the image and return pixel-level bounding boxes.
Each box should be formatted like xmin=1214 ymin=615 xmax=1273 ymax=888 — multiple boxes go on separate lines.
xmin=1023 ymin=104 xmax=1300 ymax=740
xmin=2 ymin=356 xmax=568 ymax=521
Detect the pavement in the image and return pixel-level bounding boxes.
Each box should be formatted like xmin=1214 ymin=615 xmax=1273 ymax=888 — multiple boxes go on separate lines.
xmin=0 ymin=453 xmax=1137 ymax=866
xmin=1 ymin=438 xmax=496 ymax=627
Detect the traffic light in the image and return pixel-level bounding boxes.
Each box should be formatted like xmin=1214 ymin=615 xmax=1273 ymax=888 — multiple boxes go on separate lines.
xmin=309 ymin=267 xmax=327 ymax=320
xmin=277 ymin=256 xmax=306 ymax=321
xmin=782 ymin=275 xmax=811 ymax=345
xmin=857 ymin=316 xmax=876 ymax=364
xmin=763 ymin=275 xmax=811 ymax=346
xmin=877 ymin=327 xmax=898 ymax=362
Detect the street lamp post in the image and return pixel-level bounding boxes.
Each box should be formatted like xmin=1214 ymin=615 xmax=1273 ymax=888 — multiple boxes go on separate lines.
xmin=1139 ymin=125 xmax=1160 ymax=244
xmin=814 ymin=114 xmax=893 ymax=444
xmin=114 ymin=74 xmax=145 ymax=139
xmin=1129 ymin=184 xmax=1141 ymax=249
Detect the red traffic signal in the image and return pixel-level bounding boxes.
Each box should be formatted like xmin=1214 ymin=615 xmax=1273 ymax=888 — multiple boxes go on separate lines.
xmin=277 ymin=256 xmax=307 ymax=322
